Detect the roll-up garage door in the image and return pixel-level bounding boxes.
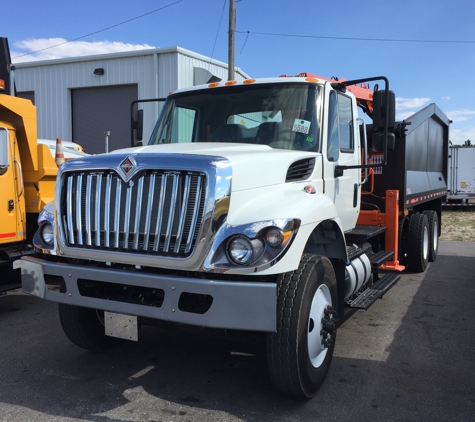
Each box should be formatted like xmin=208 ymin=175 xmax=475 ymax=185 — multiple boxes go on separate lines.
xmin=17 ymin=91 xmax=35 ymax=105
xmin=72 ymin=84 xmax=137 ymax=154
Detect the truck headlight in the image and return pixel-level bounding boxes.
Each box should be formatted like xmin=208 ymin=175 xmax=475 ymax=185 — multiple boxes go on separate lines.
xmin=227 ymin=236 xmax=254 ymax=265
xmin=207 ymin=218 xmax=300 ymax=272
xmin=33 ymin=201 xmax=57 ymax=255
xmin=265 ymin=228 xmax=284 ymax=248
xmin=226 ymin=235 xmax=266 ymax=265
xmin=40 ymin=222 xmax=54 ymax=245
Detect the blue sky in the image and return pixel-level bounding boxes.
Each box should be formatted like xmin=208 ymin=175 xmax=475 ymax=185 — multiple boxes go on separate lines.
xmin=3 ymin=0 xmax=474 ymax=144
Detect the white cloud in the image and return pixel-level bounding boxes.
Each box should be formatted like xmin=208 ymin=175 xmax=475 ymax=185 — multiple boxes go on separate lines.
xmin=442 ymin=96 xmax=451 ymax=101
xmin=395 ymin=97 xmax=431 ymax=120
xmin=450 ymin=127 xmax=475 ymax=145
xmin=396 ymin=97 xmax=431 ymax=111
xmin=396 ymin=111 xmax=416 ymax=121
xmin=11 ymin=38 xmax=156 ymax=63
xmin=446 ymin=109 xmax=475 ymax=122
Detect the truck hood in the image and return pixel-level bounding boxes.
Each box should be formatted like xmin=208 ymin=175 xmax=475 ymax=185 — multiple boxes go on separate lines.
xmin=107 ymin=143 xmax=318 ymax=192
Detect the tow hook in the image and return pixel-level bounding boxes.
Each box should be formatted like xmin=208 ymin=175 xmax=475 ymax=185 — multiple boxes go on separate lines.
xmin=321 ymin=306 xmax=337 ymax=349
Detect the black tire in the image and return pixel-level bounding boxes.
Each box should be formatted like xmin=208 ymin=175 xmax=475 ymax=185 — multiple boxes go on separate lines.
xmin=423 ymin=210 xmax=439 ymax=262
xmin=58 ymin=304 xmax=123 ymax=352
xmin=267 ymin=254 xmax=337 ymax=398
xmin=406 ymin=213 xmax=430 ymax=272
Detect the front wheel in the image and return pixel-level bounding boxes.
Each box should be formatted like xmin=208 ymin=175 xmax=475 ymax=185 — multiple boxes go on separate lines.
xmin=58 ymin=304 xmax=124 ymax=352
xmin=267 ymin=254 xmax=337 ymax=398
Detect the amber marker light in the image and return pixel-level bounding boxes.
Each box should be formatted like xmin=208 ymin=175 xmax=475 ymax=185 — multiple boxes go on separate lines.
xmin=305 ymin=77 xmax=319 ymax=83
xmin=282 ymin=230 xmax=293 ymax=245
xmin=208 ymin=82 xmax=220 ymax=88
xmin=0 ymin=79 xmax=5 ymax=91
xmin=243 ymin=79 xmax=256 ymax=84
xmin=303 ymin=185 xmax=316 ymax=194
xmin=225 ymin=81 xmax=237 ymax=86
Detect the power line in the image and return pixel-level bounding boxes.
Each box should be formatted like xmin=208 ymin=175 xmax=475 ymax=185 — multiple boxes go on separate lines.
xmin=12 ymin=0 xmax=183 ymax=59
xmin=208 ymin=0 xmax=227 ymax=69
xmin=235 ymin=30 xmax=475 ymax=44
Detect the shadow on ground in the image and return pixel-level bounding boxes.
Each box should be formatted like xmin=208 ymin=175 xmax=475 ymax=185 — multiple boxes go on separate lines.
xmin=1 ymin=250 xmax=474 ymax=421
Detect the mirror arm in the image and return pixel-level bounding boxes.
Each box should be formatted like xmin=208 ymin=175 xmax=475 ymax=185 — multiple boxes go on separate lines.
xmin=130 ymin=98 xmax=166 ymax=147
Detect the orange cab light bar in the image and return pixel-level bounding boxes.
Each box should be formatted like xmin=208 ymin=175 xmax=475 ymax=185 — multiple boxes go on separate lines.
xmin=295 ymin=72 xmax=374 ymax=113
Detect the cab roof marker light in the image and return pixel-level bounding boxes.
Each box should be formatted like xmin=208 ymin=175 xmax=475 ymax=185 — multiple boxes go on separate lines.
xmin=225 ymin=81 xmax=237 ymax=86
xmin=208 ymin=82 xmax=220 ymax=88
xmin=243 ymin=79 xmax=256 ymax=84
xmin=305 ymin=77 xmax=319 ymax=83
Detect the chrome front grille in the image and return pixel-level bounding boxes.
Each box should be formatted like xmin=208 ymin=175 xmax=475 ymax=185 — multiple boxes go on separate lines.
xmin=60 ymin=170 xmax=206 ymax=257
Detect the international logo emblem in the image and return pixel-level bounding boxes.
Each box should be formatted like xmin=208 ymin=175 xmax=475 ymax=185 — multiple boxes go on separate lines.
xmin=118 ymin=156 xmax=136 ymax=181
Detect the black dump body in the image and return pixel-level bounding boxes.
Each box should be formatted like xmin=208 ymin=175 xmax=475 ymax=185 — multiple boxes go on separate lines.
xmin=0 ymin=37 xmax=13 ymax=94
xmin=364 ymin=103 xmax=450 ymax=214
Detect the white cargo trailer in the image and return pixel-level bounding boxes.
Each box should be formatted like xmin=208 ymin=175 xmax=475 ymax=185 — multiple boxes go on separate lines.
xmin=447 ymin=145 xmax=475 ymax=206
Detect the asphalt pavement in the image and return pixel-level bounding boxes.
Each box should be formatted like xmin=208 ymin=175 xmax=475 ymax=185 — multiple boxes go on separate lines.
xmin=0 ymin=241 xmax=474 ymax=422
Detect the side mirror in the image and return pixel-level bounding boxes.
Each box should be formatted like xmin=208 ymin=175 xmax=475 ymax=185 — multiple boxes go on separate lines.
xmin=372 ymin=132 xmax=395 ymax=152
xmin=372 ymin=90 xmax=395 ymax=128
xmin=134 ymin=109 xmax=144 ymax=143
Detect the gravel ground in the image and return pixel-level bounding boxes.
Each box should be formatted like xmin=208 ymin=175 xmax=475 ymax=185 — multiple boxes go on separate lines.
xmin=441 ymin=209 xmax=475 ymax=242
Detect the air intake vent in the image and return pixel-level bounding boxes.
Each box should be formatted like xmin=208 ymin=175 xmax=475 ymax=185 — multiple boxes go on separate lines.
xmin=286 ymin=158 xmax=315 ymax=182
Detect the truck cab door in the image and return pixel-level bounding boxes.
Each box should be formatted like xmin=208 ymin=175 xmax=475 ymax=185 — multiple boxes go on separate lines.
xmin=0 ymin=127 xmax=25 ymax=244
xmin=323 ymin=90 xmax=361 ymax=231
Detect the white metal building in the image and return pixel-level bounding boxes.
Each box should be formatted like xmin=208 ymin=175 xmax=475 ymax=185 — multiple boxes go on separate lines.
xmin=14 ymin=47 xmax=249 ymax=154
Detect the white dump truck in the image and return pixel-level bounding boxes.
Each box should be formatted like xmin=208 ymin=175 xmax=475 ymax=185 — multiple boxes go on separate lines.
xmin=21 ymin=72 xmax=449 ymax=398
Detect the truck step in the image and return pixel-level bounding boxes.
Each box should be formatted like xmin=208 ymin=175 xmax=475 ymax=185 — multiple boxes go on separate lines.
xmin=346 ymin=244 xmax=365 ymax=261
xmin=0 ymin=282 xmax=21 ymax=294
xmin=369 ymin=250 xmax=394 ymax=269
xmin=346 ymin=273 xmax=400 ymax=310
xmin=345 ymin=225 xmax=387 ymax=243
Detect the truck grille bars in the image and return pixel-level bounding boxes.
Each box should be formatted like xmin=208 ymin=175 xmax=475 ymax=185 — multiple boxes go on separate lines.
xmin=60 ymin=170 xmax=206 ymax=257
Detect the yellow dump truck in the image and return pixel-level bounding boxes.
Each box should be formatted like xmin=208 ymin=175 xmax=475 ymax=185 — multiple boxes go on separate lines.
xmin=0 ymin=37 xmax=57 ymax=293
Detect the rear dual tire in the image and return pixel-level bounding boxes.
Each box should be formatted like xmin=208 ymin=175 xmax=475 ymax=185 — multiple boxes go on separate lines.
xmin=407 ymin=213 xmax=430 ymax=272
xmin=423 ymin=210 xmax=439 ymax=262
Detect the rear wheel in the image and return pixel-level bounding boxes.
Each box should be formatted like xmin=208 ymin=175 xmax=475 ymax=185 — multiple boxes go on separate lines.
xmin=58 ymin=304 xmax=123 ymax=352
xmin=407 ymin=213 xmax=430 ymax=272
xmin=267 ymin=254 xmax=337 ymax=398
xmin=423 ymin=210 xmax=439 ymax=262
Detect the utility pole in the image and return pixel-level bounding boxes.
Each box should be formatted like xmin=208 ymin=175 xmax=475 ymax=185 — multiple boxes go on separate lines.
xmin=228 ymin=0 xmax=235 ymax=81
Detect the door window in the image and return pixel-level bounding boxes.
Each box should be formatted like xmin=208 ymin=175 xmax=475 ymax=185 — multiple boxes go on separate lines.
xmin=0 ymin=128 xmax=10 ymax=174
xmin=327 ymin=91 xmax=354 ymax=161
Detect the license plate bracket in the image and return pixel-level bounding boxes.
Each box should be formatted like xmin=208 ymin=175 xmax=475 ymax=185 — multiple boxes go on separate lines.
xmin=104 ymin=311 xmax=138 ymax=341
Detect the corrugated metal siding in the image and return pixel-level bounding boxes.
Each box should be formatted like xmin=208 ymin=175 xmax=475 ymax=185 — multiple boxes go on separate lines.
xmin=14 ymin=47 xmax=250 ymax=147
xmin=15 ymin=54 xmax=157 ymax=144
xmin=176 ymin=51 xmax=248 ymax=88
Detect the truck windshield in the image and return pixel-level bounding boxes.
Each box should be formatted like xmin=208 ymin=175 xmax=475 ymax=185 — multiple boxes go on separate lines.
xmin=148 ymin=83 xmax=322 ymax=152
